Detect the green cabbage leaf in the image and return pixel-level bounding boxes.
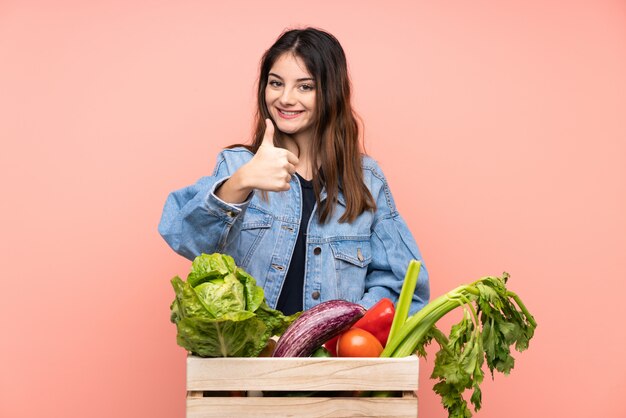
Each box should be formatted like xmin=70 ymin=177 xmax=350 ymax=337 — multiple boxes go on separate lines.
xmin=170 ymin=253 xmax=298 ymax=357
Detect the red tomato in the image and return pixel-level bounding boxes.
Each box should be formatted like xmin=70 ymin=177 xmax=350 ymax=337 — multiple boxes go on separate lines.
xmin=336 ymin=328 xmax=384 ymax=357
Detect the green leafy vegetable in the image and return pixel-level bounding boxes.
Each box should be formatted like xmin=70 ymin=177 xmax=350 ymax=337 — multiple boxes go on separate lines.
xmin=170 ymin=253 xmax=299 ymax=357
xmin=382 ymin=271 xmax=536 ymax=418
xmin=386 ymin=260 xmax=421 ymax=345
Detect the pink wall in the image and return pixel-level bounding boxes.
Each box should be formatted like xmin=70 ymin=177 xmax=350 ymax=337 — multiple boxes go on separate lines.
xmin=1 ymin=1 xmax=625 ymax=417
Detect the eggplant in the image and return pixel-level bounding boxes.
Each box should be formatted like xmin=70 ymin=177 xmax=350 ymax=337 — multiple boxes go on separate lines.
xmin=272 ymin=300 xmax=366 ymax=357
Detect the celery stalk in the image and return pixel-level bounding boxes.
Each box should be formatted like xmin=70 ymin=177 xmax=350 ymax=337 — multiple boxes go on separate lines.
xmin=381 ymin=288 xmax=478 ymax=357
xmin=386 ymin=260 xmax=421 ymax=346
xmin=379 ymin=272 xmax=537 ymax=418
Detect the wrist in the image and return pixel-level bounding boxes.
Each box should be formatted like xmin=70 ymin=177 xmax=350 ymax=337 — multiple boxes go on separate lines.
xmin=215 ymin=168 xmax=254 ymax=204
xmin=231 ymin=165 xmax=254 ymax=195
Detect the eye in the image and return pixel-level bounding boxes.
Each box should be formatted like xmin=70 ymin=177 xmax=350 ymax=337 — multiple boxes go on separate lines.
xmin=268 ymin=80 xmax=282 ymax=88
xmin=299 ymin=83 xmax=315 ymax=92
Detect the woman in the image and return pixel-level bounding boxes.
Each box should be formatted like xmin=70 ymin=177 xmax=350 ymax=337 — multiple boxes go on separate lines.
xmin=158 ymin=27 xmax=429 ymax=315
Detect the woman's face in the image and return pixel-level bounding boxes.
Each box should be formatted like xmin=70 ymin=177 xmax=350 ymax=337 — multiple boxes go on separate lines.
xmin=265 ymin=53 xmax=317 ymax=141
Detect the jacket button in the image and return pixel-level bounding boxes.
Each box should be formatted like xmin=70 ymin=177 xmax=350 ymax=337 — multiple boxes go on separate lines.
xmin=313 ymin=247 xmax=321 ymax=255
xmin=311 ymin=291 xmax=320 ymax=300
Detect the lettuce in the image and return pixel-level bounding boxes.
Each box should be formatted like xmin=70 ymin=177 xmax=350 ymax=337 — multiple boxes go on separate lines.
xmin=170 ymin=253 xmax=298 ymax=357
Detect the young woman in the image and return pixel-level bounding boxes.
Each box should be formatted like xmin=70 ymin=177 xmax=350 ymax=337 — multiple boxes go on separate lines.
xmin=158 ymin=27 xmax=429 ymax=315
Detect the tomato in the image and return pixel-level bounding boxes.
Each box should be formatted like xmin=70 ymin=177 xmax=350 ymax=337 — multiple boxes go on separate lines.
xmin=336 ymin=328 xmax=384 ymax=357
xmin=351 ymin=298 xmax=395 ymax=347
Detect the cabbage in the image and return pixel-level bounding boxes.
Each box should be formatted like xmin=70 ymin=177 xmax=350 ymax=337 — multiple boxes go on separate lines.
xmin=170 ymin=253 xmax=298 ymax=357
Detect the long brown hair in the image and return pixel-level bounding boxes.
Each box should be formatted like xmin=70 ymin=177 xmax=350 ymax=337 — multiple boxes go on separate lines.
xmin=230 ymin=27 xmax=375 ymax=223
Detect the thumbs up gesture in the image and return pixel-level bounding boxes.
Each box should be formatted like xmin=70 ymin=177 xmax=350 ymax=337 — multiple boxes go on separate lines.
xmin=243 ymin=118 xmax=300 ymax=192
xmin=216 ymin=119 xmax=300 ymax=204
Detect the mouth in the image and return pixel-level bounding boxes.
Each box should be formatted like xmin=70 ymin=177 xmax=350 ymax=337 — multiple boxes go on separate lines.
xmin=277 ymin=108 xmax=305 ymax=120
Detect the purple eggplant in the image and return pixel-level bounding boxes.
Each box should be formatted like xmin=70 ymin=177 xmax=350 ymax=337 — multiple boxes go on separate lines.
xmin=272 ymin=300 xmax=366 ymax=357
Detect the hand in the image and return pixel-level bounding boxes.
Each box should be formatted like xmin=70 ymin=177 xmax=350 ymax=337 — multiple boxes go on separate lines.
xmin=240 ymin=119 xmax=299 ymax=192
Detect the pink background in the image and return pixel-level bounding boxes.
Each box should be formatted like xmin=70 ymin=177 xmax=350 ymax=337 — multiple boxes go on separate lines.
xmin=1 ymin=1 xmax=625 ymax=417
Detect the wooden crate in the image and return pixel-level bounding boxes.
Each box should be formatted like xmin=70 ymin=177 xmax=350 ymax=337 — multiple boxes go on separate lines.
xmin=186 ymin=355 xmax=419 ymax=418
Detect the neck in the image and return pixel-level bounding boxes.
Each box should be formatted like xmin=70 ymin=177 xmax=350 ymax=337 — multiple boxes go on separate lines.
xmin=282 ymin=133 xmax=314 ymax=180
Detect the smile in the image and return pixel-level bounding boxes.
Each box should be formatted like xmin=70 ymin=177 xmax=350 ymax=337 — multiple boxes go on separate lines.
xmin=277 ymin=108 xmax=304 ymax=119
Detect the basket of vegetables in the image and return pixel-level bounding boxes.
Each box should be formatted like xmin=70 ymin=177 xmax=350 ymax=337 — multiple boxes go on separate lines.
xmin=170 ymin=255 xmax=536 ymax=418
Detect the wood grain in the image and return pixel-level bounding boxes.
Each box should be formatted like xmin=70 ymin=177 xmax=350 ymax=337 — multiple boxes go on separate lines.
xmin=187 ymin=356 xmax=419 ymax=391
xmin=187 ymin=397 xmax=418 ymax=418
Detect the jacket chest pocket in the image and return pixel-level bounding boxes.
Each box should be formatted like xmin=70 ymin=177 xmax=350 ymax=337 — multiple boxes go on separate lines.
xmin=328 ymin=239 xmax=372 ymax=303
xmin=329 ymin=239 xmax=372 ymax=269
xmin=237 ymin=206 xmax=273 ymax=266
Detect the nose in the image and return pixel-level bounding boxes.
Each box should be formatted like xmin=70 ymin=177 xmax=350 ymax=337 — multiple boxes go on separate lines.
xmin=279 ymin=88 xmax=296 ymax=106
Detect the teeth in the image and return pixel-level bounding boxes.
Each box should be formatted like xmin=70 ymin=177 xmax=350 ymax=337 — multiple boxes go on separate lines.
xmin=280 ymin=110 xmax=302 ymax=115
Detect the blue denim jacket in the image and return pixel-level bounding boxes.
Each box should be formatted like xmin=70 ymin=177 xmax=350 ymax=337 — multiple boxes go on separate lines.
xmin=158 ymin=147 xmax=429 ymax=314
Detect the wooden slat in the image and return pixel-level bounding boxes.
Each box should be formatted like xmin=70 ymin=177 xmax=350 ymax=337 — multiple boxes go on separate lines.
xmin=187 ymin=397 xmax=418 ymax=418
xmin=187 ymin=356 xmax=419 ymax=391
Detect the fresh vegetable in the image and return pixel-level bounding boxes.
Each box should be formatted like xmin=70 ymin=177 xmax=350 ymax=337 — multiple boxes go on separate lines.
xmin=337 ymin=328 xmax=384 ymax=357
xmin=323 ymin=297 xmax=395 ymax=355
xmin=272 ymin=300 xmax=366 ymax=357
xmin=258 ymin=338 xmax=277 ymax=357
xmin=386 ymin=260 xmax=421 ymax=345
xmin=310 ymin=346 xmax=332 ymax=357
xmin=170 ymin=253 xmax=299 ymax=357
xmin=352 ymin=297 xmax=395 ymax=346
xmin=382 ymin=265 xmax=537 ymax=418
xmin=323 ymin=335 xmax=340 ymax=356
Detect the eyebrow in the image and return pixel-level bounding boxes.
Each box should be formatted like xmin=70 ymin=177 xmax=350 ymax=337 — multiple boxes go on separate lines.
xmin=268 ymin=72 xmax=315 ymax=82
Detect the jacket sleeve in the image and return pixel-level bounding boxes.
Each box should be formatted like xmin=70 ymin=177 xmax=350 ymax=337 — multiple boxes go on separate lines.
xmin=358 ymin=168 xmax=430 ymax=315
xmin=157 ymin=150 xmax=255 ymax=260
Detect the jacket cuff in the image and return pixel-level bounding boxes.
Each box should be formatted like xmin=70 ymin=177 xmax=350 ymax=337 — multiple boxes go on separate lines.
xmin=205 ymin=176 xmax=254 ymax=223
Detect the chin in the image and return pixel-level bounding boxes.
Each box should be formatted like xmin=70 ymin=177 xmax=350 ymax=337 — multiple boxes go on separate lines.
xmin=274 ymin=122 xmax=299 ymax=135
xmin=277 ymin=127 xmax=298 ymax=135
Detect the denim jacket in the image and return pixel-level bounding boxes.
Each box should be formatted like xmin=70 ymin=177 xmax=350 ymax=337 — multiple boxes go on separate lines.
xmin=158 ymin=147 xmax=429 ymax=314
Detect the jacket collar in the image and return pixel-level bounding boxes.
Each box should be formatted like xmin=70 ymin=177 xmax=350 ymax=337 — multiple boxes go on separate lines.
xmin=319 ymin=185 xmax=346 ymax=207
xmin=294 ymin=168 xmax=346 ymax=207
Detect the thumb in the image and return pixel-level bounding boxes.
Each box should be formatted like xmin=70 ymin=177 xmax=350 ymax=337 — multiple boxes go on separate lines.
xmin=261 ymin=118 xmax=275 ymax=147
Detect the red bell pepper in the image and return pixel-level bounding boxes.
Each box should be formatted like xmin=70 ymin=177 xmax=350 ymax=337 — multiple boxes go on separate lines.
xmin=323 ymin=334 xmax=341 ymax=356
xmin=352 ymin=297 xmax=395 ymax=347
xmin=323 ymin=297 xmax=395 ymax=355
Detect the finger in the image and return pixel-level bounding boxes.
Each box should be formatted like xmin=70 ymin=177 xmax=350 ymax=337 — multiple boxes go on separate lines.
xmin=286 ymin=163 xmax=296 ymax=175
xmin=285 ymin=150 xmax=299 ymax=165
xmin=262 ymin=118 xmax=275 ymax=146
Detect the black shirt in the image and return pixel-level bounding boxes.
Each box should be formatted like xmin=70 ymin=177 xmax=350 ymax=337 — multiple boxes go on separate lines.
xmin=276 ymin=173 xmax=315 ymax=315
